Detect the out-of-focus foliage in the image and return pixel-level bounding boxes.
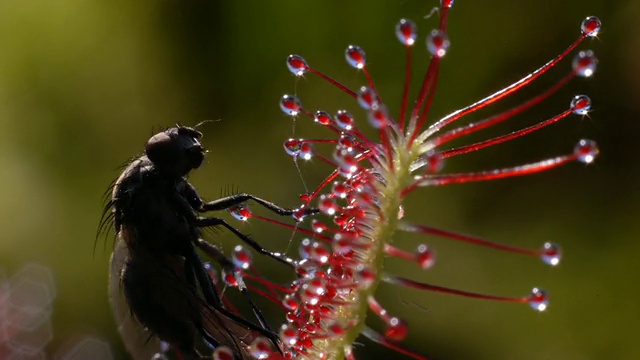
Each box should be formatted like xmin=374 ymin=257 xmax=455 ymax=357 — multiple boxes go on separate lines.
xmin=0 ymin=0 xmax=636 ymax=359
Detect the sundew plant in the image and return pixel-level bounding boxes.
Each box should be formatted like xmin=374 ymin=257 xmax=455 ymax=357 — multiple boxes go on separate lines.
xmin=143 ymin=2 xmax=602 ymax=360
xmin=219 ymin=1 xmax=602 ymax=360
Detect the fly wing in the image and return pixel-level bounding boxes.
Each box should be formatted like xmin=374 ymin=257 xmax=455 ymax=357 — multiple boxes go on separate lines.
xmin=165 ymin=257 xmax=259 ymax=359
xmin=117 ymin=230 xmax=261 ymax=359
xmin=199 ymin=302 xmax=259 ymax=359
xmin=109 ymin=233 xmax=163 ymax=360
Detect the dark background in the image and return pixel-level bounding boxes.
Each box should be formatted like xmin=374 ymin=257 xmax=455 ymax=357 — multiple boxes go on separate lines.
xmin=0 ymin=0 xmax=637 ymax=359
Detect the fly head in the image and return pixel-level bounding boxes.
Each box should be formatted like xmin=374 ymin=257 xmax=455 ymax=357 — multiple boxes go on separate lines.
xmin=146 ymin=126 xmax=205 ymax=177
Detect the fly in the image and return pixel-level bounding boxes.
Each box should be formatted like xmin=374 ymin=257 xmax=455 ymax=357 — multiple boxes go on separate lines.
xmin=100 ymin=125 xmax=313 ymax=359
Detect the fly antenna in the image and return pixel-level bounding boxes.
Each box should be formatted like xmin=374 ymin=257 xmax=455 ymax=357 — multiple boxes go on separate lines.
xmin=194 ymin=119 xmax=220 ymax=129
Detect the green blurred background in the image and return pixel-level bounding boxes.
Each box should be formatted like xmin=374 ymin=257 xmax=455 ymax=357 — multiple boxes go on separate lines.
xmin=0 ymin=0 xmax=637 ymax=359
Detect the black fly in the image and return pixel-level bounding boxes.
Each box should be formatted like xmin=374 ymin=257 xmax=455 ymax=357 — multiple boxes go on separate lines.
xmin=101 ymin=125 xmax=312 ymax=359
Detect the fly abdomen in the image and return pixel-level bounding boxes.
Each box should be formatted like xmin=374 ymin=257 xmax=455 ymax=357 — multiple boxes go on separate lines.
xmin=122 ymin=250 xmax=201 ymax=355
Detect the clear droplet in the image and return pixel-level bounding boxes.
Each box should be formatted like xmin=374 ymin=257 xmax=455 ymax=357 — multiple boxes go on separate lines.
xmin=345 ymin=45 xmax=366 ymax=69
xmin=368 ymin=106 xmax=390 ymax=129
xmin=574 ymin=139 xmax=599 ymax=164
xmin=333 ymin=212 xmax=349 ymax=227
xmin=570 ymin=95 xmax=591 ymax=115
xmin=415 ymin=244 xmax=435 ymax=269
xmin=353 ymin=188 xmax=375 ymax=207
xmin=213 ymin=346 xmax=235 ymax=360
xmin=396 ymin=19 xmax=417 ymax=46
xmin=385 ymin=317 xmax=409 ymax=342
xmin=299 ymin=142 xmax=314 ymax=160
xmin=541 ymin=242 xmax=562 ymax=266
xmin=581 ymin=16 xmax=601 ymax=38
xmin=333 ymin=231 xmax=357 ymax=255
xmin=296 ymin=260 xmax=319 ymax=280
xmin=441 ymin=0 xmax=454 ymax=8
xmin=339 ymin=154 xmax=360 ymax=179
xmin=334 ymin=212 xmax=350 ymax=227
xmin=279 ymin=324 xmax=299 ymax=347
xmin=318 ymin=195 xmax=340 ymax=216
xmin=221 ymin=268 xmax=238 ymax=287
xmin=311 ymin=219 xmax=328 ymax=233
xmin=334 ymin=110 xmax=355 ymax=131
xmin=299 ymin=238 xmax=313 ymax=259
xmin=305 ymin=279 xmax=326 ymax=298
xmin=357 ymin=86 xmax=379 ymax=110
xmin=292 ymin=206 xmax=309 ymax=222
xmin=572 ymin=50 xmax=598 ymax=78
xmin=285 ymin=311 xmax=298 ymax=324
xmin=299 ymin=192 xmax=312 ymax=202
xmin=329 ymin=264 xmax=354 ymax=286
xmin=426 ymin=29 xmax=450 ymax=57
xmin=300 ymin=287 xmax=320 ymax=306
xmin=528 ymin=287 xmax=549 ymax=312
xmin=248 ymin=337 xmax=273 ymax=359
xmin=338 ymin=133 xmax=357 ymax=152
xmin=304 ymin=322 xmax=318 ymax=334
xmin=280 ymin=94 xmax=302 ymax=116
xmin=287 ymin=54 xmax=309 ymax=76
xmin=334 ymin=148 xmax=361 ymax=179
xmin=228 ymin=204 xmax=251 ymax=221
xmin=309 ymin=241 xmax=331 ymax=264
xmin=284 ymin=138 xmax=301 ymax=157
xmin=314 ymin=110 xmax=333 ymax=126
xmin=282 ymin=294 xmax=300 ymax=312
xmin=332 ymin=182 xmax=350 ymax=199
xmin=232 ymin=245 xmax=253 ymax=270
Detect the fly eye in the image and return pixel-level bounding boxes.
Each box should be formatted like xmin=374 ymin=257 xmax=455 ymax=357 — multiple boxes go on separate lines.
xmin=146 ymin=132 xmax=178 ymax=165
xmin=187 ymin=145 xmax=205 ymax=168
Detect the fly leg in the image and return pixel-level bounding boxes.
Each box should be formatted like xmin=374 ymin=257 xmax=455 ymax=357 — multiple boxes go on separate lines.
xmin=185 ymin=246 xmax=222 ymax=307
xmin=194 ymin=239 xmax=276 ymax=334
xmin=201 ymin=193 xmax=319 ymax=218
xmin=195 ymin=216 xmax=297 ymax=268
xmin=180 ymin=183 xmax=318 ymax=218
xmin=181 ymin=184 xmax=313 ymax=267
xmin=185 ymin=241 xmax=283 ymax=354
